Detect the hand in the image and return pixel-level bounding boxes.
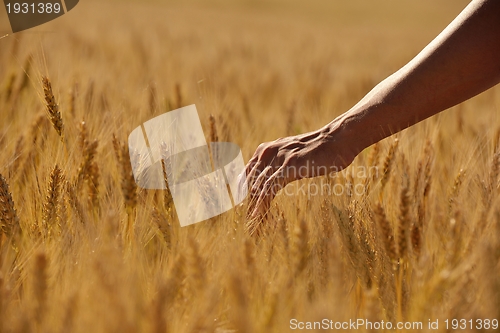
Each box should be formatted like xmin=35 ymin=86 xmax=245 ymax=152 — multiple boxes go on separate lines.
xmin=242 ymin=121 xmax=358 ymax=234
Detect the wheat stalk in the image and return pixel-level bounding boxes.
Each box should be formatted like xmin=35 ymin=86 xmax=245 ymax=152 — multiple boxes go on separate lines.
xmin=380 ymin=138 xmax=399 ymax=191
xmin=243 ymin=238 xmax=255 ymax=271
xmin=332 ymin=203 xmax=372 ymax=286
xmin=65 ymin=181 xmax=85 ymax=224
xmin=153 ymin=254 xmax=185 ymax=333
xmin=111 ymin=134 xmax=137 ymax=212
xmin=76 ymin=140 xmax=98 ymax=188
xmin=229 ymin=272 xmax=251 ymax=333
xmin=175 ymin=83 xmax=183 ymax=109
xmin=85 ymin=80 xmax=94 ymax=111
xmin=18 ymin=54 xmax=32 ymax=95
xmin=9 ymin=135 xmax=24 ymax=178
xmin=160 ymin=156 xmax=175 ymax=216
xmin=151 ymin=206 xmax=171 ymax=246
xmin=149 ymin=82 xmax=158 ymax=115
xmin=187 ymin=237 xmax=206 ymax=291
xmin=489 ymin=152 xmax=500 ymax=192
xmin=75 ymin=122 xmax=100 ymax=208
xmin=42 ymin=165 xmax=65 ymax=238
xmin=395 ymin=157 xmax=411 ymax=321
xmin=88 ymin=162 xmax=100 ymax=209
xmin=3 ymin=72 xmax=16 ymax=102
xmin=448 ymin=169 xmax=465 ymax=215
xmin=373 ymin=203 xmax=396 ymax=263
xmin=410 ymin=222 xmax=422 ymax=259
xmin=120 ymin=146 xmax=137 ymax=213
xmin=30 ymin=113 xmax=49 ymax=146
xmin=112 ymin=135 xmax=138 ymax=245
xmin=41 ymin=76 xmax=64 ymax=142
xmin=367 ymin=142 xmax=381 ymax=171
xmin=68 ymin=82 xmax=78 ymax=117
xmin=397 ymin=160 xmax=410 ymax=261
xmin=422 ymin=140 xmax=433 ymax=201
xmin=291 ymin=219 xmax=308 ymax=276
xmin=77 ymin=121 xmax=88 ymax=151
xmin=209 ymin=114 xmax=219 ymax=143
xmin=59 ymin=294 xmax=78 ymax=333
xmin=111 ymin=133 xmax=122 ymax=164
xmin=0 ymin=174 xmax=20 ymax=247
xmin=33 ymin=252 xmax=48 ymax=326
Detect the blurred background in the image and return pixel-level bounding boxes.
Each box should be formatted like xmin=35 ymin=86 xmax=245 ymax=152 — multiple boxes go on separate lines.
xmin=4 ymin=1 xmax=500 ymax=333
xmin=0 ymin=0 xmax=471 ymax=154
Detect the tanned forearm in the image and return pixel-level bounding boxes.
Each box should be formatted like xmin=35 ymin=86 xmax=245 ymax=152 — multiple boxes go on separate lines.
xmin=331 ymin=0 xmax=500 ymax=154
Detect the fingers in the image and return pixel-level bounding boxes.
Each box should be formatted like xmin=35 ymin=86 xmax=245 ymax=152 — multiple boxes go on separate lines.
xmin=242 ymin=129 xmax=349 ymax=234
xmin=242 ymin=141 xmax=290 ymax=229
xmin=245 ymin=167 xmax=287 ymax=236
xmin=249 ymin=167 xmax=287 ymax=219
xmin=244 ymin=146 xmax=279 ymax=209
xmin=247 ymin=165 xmax=274 ymax=217
xmin=246 ymin=152 xmax=278 ymax=185
xmin=244 ymin=143 xmax=267 ymax=181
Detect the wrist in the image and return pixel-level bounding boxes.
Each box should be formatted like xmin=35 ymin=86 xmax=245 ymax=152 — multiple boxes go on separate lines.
xmin=323 ymin=111 xmax=368 ymax=158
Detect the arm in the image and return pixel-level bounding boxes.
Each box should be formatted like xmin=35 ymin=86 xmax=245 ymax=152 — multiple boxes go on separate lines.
xmin=244 ymin=0 xmax=500 ymax=228
xmin=336 ymin=0 xmax=500 ymax=153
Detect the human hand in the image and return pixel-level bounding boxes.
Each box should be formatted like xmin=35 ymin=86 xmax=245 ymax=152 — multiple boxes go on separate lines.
xmin=242 ymin=122 xmax=358 ymax=234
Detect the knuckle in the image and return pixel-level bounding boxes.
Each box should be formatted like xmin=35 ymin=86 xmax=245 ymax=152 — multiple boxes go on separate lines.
xmin=276 ymin=149 xmax=288 ymax=160
xmin=285 ymin=153 xmax=299 ymax=167
xmin=259 ymin=146 xmax=276 ymax=159
xmin=258 ymin=142 xmax=278 ymax=159
xmin=256 ymin=142 xmax=268 ymax=153
xmin=274 ymin=137 xmax=285 ymax=143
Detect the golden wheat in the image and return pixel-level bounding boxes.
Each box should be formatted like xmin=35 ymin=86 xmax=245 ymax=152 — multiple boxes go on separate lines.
xmin=41 ymin=165 xmax=65 ymax=238
xmin=380 ymin=138 xmax=399 ymax=191
xmin=0 ymin=174 xmax=20 ymax=245
xmin=0 ymin=1 xmax=499 ymax=332
xmin=33 ymin=252 xmax=48 ymax=326
xmin=373 ymin=203 xmax=397 ymax=263
xmin=41 ymin=76 xmax=64 ymax=142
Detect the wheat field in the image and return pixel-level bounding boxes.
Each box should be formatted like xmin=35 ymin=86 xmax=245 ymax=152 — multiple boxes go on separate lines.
xmin=1 ymin=0 xmax=500 ymax=332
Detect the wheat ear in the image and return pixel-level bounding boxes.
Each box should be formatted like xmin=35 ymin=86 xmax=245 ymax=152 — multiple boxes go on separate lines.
xmin=42 ymin=76 xmax=64 ymax=142
xmin=0 ymin=174 xmax=20 ymax=247
xmin=373 ymin=203 xmax=396 ymax=263
xmin=42 ymin=165 xmax=65 ymax=238
xmin=380 ymin=138 xmax=399 ymax=191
